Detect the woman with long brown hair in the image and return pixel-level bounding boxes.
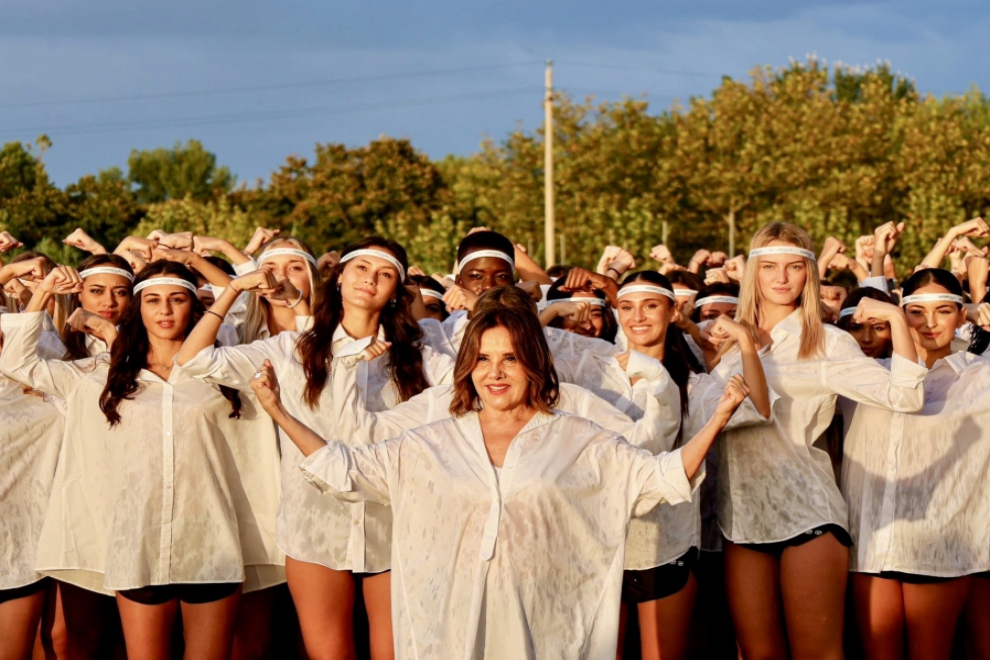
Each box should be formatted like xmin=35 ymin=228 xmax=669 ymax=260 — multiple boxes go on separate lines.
xmin=247 ymin=304 xmax=753 ymax=659
xmin=709 ymin=222 xmax=925 ymax=660
xmin=0 ymin=261 xmax=283 ymax=660
xmin=177 ymin=236 xmax=453 ymax=660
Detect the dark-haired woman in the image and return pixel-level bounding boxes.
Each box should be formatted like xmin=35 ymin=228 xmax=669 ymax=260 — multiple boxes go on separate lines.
xmin=0 ymin=261 xmax=283 ymax=660
xmin=607 ymin=271 xmax=771 ymax=660
xmin=837 ymin=287 xmax=897 ymax=360
xmin=842 ymin=269 xmax=990 ymax=660
xmin=249 ymin=305 xmax=754 ymax=659
xmin=177 ymin=237 xmax=453 ymax=660
xmin=541 ymin=277 xmax=619 ymax=343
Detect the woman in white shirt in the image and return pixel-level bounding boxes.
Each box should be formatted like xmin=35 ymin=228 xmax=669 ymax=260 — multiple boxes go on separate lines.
xmin=177 ymin=236 xmax=453 ymax=660
xmin=234 ymin=237 xmax=317 ymax=343
xmin=56 ymin=254 xmax=134 ymax=360
xmin=711 ymin=222 xmax=926 ymax=660
xmin=842 ymin=268 xmax=990 ymax=660
xmin=0 ymin=261 xmax=284 ymax=660
xmin=249 ymin=304 xmax=754 ymax=660
xmin=0 ymin=310 xmax=65 ymax=660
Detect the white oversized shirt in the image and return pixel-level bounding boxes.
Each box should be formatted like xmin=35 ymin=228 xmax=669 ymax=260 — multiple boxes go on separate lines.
xmin=180 ymin=325 xmax=455 ymax=572
xmin=299 ymin=411 xmax=700 ymax=660
xmin=711 ymin=310 xmax=927 ymax=543
xmin=0 ymin=311 xmax=283 ymax=594
xmin=841 ymin=352 xmax=990 ymax=577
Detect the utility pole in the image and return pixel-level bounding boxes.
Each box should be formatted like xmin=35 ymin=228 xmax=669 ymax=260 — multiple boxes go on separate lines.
xmin=544 ymin=60 xmax=556 ymax=268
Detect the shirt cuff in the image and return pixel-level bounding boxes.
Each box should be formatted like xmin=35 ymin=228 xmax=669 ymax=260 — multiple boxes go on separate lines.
xmin=655 ymin=449 xmax=704 ymax=506
xmin=859 ymin=276 xmax=889 ymax=294
xmin=0 ymin=310 xmax=44 ymax=331
xmin=890 ymin=352 xmax=928 ymax=388
xmin=299 ymin=443 xmax=352 ymax=494
xmin=623 ymin=350 xmax=664 ymax=382
xmin=234 ymin=259 xmax=258 ymax=277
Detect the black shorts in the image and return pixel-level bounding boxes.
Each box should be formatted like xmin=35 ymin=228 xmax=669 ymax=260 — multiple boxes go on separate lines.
xmin=117 ymin=582 xmax=241 ymax=606
xmin=622 ymin=548 xmax=699 ymax=604
xmin=0 ymin=577 xmax=49 ymax=604
xmin=738 ymin=525 xmax=853 ymax=557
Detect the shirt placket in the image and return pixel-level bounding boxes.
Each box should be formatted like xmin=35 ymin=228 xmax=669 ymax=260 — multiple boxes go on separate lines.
xmin=876 ymin=412 xmax=903 ymax=570
xmin=347 ymin=359 xmax=370 ymax=572
xmin=158 ymin=382 xmax=175 ymax=584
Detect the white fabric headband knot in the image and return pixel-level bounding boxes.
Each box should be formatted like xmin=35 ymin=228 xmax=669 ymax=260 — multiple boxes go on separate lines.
xmin=132 ymin=277 xmax=198 ymax=295
xmin=79 ymin=267 xmax=135 ymax=283
xmin=457 ymin=249 xmax=515 ymax=273
xmin=695 ymin=295 xmax=739 ymax=307
xmin=749 ymin=246 xmax=817 ymax=261
xmin=339 ymin=249 xmax=406 ymax=281
xmin=548 ymin=297 xmax=607 ymax=307
xmin=673 ymin=288 xmax=698 ymax=298
xmin=901 ymin=293 xmax=964 ymax=306
xmin=258 ymin=248 xmax=318 ymax=268
xmin=617 ymin=284 xmax=676 ymax=301
xmin=419 ymin=288 xmax=444 ymax=301
xmin=838 ymin=307 xmax=858 ymax=319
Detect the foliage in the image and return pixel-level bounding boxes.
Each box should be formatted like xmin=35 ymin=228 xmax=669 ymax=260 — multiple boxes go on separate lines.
xmin=127 ymin=139 xmax=235 ymax=204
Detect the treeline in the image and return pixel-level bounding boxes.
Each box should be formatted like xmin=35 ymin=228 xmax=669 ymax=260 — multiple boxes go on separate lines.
xmin=4 ymin=58 xmax=990 ymax=274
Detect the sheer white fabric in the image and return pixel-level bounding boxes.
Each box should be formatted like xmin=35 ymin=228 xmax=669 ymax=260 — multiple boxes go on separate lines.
xmin=300 ymin=411 xmax=700 ymax=660
xmin=841 ymin=352 xmax=990 ymax=577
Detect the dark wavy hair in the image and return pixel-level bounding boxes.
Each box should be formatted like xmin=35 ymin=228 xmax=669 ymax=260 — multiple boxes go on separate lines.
xmin=619 ymin=270 xmax=698 ymax=414
xmin=836 ymin=287 xmax=896 ymax=332
xmin=296 ymin=236 xmax=430 ymax=408
xmin=63 ymin=254 xmax=134 ymax=361
xmin=99 ymin=261 xmax=241 ymax=426
xmin=450 ymin=307 xmax=559 ymax=416
xmin=901 ymin=268 xmax=964 ymax=303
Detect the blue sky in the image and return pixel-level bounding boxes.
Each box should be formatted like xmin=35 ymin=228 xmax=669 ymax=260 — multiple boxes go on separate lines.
xmin=2 ymin=1 xmax=987 ymax=186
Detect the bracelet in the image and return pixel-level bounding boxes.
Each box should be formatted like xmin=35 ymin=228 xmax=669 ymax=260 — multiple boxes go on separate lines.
xmin=286 ymin=291 xmax=305 ymax=309
xmin=205 ymin=310 xmax=224 ymax=321
xmin=606 ymin=266 xmax=620 ymax=277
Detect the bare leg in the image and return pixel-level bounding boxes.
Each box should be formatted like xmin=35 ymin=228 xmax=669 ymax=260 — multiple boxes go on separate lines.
xmin=42 ymin=581 xmax=121 ymax=660
xmin=725 ymin=541 xmax=788 ymax=660
xmin=962 ymin=577 xmax=990 ymax=660
xmin=0 ymin=587 xmax=46 ymax=660
xmin=362 ymin=572 xmax=394 ymax=660
xmin=779 ymin=533 xmax=848 ymax=660
xmin=180 ymin=589 xmax=242 ymax=660
xmin=115 ymin=593 xmax=179 ymax=660
xmin=231 ymin=588 xmax=274 ymax=660
xmin=637 ymin=574 xmax=698 ymax=660
xmin=850 ymin=573 xmax=904 ymax=660
xmin=902 ymin=577 xmax=970 ymax=660
xmin=286 ymin=557 xmax=356 ymax=660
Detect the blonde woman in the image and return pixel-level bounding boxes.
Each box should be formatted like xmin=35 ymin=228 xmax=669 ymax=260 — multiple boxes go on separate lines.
xmin=709 ymin=222 xmax=925 ymax=660
xmin=235 ymin=237 xmax=319 ymax=342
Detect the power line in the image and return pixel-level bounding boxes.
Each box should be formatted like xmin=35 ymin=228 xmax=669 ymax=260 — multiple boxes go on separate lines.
xmin=0 ymin=87 xmax=543 ymax=139
xmin=0 ymin=61 xmax=543 ymax=110
xmin=557 ymin=61 xmax=727 ymax=79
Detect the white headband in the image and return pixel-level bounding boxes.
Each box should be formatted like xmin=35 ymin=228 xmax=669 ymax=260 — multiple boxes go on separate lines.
xmin=617 ymin=284 xmax=676 ymax=301
xmin=132 ymin=277 xmax=198 ymax=295
xmin=419 ymin=288 xmax=443 ymax=301
xmin=695 ymin=295 xmax=740 ymax=307
xmin=79 ymin=267 xmax=135 ymax=283
xmin=457 ymin=249 xmax=515 ymax=273
xmin=901 ymin=293 xmax=964 ymax=306
xmin=258 ymin=248 xmax=318 ymax=268
xmin=839 ymin=307 xmax=858 ymax=319
xmin=339 ymin=249 xmax=406 ymax=281
xmin=548 ymin=297 xmax=607 ymax=307
xmin=673 ymin=288 xmax=698 ymax=297
xmin=749 ymin=246 xmax=817 ymax=261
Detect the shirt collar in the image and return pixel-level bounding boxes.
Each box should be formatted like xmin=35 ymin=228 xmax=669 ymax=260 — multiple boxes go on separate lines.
xmin=331 ymin=323 xmax=386 ymax=349
xmin=932 ymin=350 xmax=980 ymax=375
xmin=766 ymin=308 xmax=805 ymax=348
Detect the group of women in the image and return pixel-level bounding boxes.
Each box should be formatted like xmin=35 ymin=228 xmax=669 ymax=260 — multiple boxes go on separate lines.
xmin=0 ymin=217 xmax=986 ymax=660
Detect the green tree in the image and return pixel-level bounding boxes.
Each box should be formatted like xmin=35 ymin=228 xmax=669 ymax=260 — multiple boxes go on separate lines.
xmin=128 ymin=139 xmax=234 ymax=204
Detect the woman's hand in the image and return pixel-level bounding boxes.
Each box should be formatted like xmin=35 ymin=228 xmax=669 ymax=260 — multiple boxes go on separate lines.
xmin=62 ymin=228 xmax=106 ymax=255
xmin=66 ymin=308 xmax=118 ymax=347
xmin=977 ymin=302 xmax=990 ymax=332
xmin=442 ymin=285 xmax=478 ymax=313
xmin=723 ymin=255 xmax=746 ymax=281
xmin=704 ymin=267 xmax=731 ymax=285
xmin=707 ymin=316 xmax=750 ymax=349
xmin=713 ymin=374 xmax=750 ymax=420
xmin=852 ymin=297 xmax=903 ymax=325
xmin=38 ymin=266 xmax=83 ymax=295
xmin=562 ymin=266 xmax=610 ymax=292
xmin=192 ymin=235 xmax=230 ymax=256
xmin=157 ymin=232 xmax=194 ymax=250
xmin=250 ymin=359 xmax=283 ymax=416
xmin=114 ymin=236 xmax=158 ymax=261
xmin=230 ymin=270 xmax=278 ymax=295
xmin=650 ymin=244 xmax=674 ymax=265
xmin=266 ymin=277 xmax=302 ymax=303
xmin=0 ymin=257 xmax=47 ymax=285
xmin=362 ymin=337 xmax=391 ymax=362
xmin=950 ymin=217 xmax=990 ymax=240
xmin=243 ymin=227 xmax=281 ymax=256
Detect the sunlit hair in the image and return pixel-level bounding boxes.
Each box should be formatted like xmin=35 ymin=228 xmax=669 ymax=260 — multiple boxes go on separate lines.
xmin=450 ymin=307 xmax=559 ymax=417
xmin=296 ymin=236 xmax=429 ymax=408
xmin=736 ymin=222 xmax=825 ymax=360
xmin=63 ymin=254 xmax=134 ymax=360
xmin=12 ymin=251 xmax=74 ymax=340
xmin=239 ymin=236 xmax=322 ymax=344
xmin=99 ymin=261 xmax=241 ymax=427
xmin=619 ymin=271 xmax=694 ymax=414
xmin=473 ymin=285 xmax=539 ymax=317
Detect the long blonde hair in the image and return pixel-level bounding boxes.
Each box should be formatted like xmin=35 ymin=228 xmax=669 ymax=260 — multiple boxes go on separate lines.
xmin=239 ymin=237 xmax=321 ymax=344
xmin=736 ymin=222 xmax=825 ymax=360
